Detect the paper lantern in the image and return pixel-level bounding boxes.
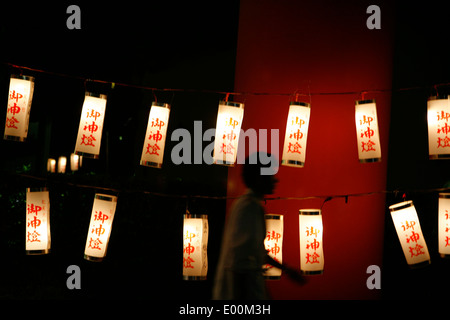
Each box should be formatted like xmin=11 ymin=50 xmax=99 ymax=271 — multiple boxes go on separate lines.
xmin=140 ymin=102 xmax=171 ymax=168
xmin=355 ymin=99 xmax=381 ymax=163
xmin=57 ymin=156 xmax=67 ymax=173
xmin=26 ymin=188 xmax=51 ymax=255
xmin=213 ymin=101 xmax=244 ymax=166
xmin=389 ymin=201 xmax=430 ymax=267
xmin=299 ymin=209 xmax=324 ymax=275
xmin=281 ymin=102 xmax=311 ymax=167
xmin=438 ymin=193 xmax=450 ymax=258
xmin=427 ymin=96 xmax=450 ymax=159
xmin=84 ymin=194 xmax=117 ymax=262
xmin=70 ymin=153 xmax=81 ymax=171
xmin=47 ymin=158 xmax=56 ymax=173
xmin=263 ymin=214 xmax=283 ymax=279
xmin=183 ymin=213 xmax=208 ymax=280
xmin=4 ymin=74 xmax=35 ymax=142
xmin=74 ymin=92 xmax=107 ymax=159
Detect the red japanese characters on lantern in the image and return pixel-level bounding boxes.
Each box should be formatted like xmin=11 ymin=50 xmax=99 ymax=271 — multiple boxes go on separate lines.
xmin=263 ymin=214 xmax=283 ymax=279
xmin=140 ymin=102 xmax=171 ymax=168
xmin=299 ymin=209 xmax=324 ymax=275
xmin=355 ymin=99 xmax=381 ymax=163
xmin=213 ymin=101 xmax=244 ymax=166
xmin=281 ymin=102 xmax=311 ymax=167
xmin=389 ymin=201 xmax=431 ymax=267
xmin=74 ymin=92 xmax=107 ymax=159
xmin=84 ymin=194 xmax=117 ymax=262
xmin=427 ymin=96 xmax=450 ymax=159
xmin=26 ymin=188 xmax=51 ymax=255
xmin=183 ymin=213 xmax=208 ymax=280
xmin=438 ymin=193 xmax=450 ymax=258
xmin=4 ymin=75 xmax=35 ymax=142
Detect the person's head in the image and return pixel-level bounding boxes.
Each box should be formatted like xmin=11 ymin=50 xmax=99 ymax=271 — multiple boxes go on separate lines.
xmin=242 ymin=152 xmax=279 ymax=195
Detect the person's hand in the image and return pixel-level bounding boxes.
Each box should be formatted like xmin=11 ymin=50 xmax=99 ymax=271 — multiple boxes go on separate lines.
xmin=284 ymin=267 xmax=308 ymax=285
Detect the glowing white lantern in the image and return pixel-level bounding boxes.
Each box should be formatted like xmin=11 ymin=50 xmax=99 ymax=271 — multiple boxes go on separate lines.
xmin=389 ymin=201 xmax=430 ymax=267
xmin=57 ymin=156 xmax=67 ymax=173
xmin=355 ymin=99 xmax=381 ymax=163
xmin=281 ymin=102 xmax=311 ymax=167
xmin=299 ymin=209 xmax=324 ymax=275
xmin=4 ymin=75 xmax=35 ymax=142
xmin=140 ymin=102 xmax=171 ymax=168
xmin=427 ymin=96 xmax=450 ymax=159
xmin=213 ymin=101 xmax=244 ymax=166
xmin=264 ymin=214 xmax=283 ymax=279
xmin=183 ymin=213 xmax=208 ymax=280
xmin=84 ymin=194 xmax=117 ymax=262
xmin=26 ymin=188 xmax=51 ymax=255
xmin=438 ymin=193 xmax=450 ymax=258
xmin=74 ymin=92 xmax=107 ymax=159
xmin=47 ymin=158 xmax=56 ymax=173
xmin=70 ymin=153 xmax=80 ymax=171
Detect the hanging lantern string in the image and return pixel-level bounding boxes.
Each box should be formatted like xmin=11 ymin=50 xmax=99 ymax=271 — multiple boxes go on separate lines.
xmin=4 ymin=62 xmax=449 ymax=98
xmin=10 ymin=172 xmax=450 ymax=204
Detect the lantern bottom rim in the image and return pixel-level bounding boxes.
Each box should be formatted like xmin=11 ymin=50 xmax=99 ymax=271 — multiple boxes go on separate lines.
xmin=302 ymin=270 xmax=323 ymax=275
xmin=75 ymin=151 xmax=99 ymax=159
xmin=213 ymin=160 xmax=235 ymax=167
xmin=140 ymin=160 xmax=162 ymax=168
xmin=359 ymin=157 xmax=381 ymax=163
xmin=430 ymin=154 xmax=450 ymax=160
xmin=4 ymin=135 xmax=26 ymax=142
xmin=281 ymin=159 xmax=305 ymax=167
xmin=183 ymin=275 xmax=207 ymax=281
xmin=84 ymin=254 xmax=104 ymax=262
xmin=26 ymin=249 xmax=50 ymax=255
xmin=440 ymin=253 xmax=450 ymax=259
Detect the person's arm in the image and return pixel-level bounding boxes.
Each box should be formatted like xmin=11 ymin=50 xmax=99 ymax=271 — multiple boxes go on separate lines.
xmin=264 ymin=254 xmax=308 ymax=285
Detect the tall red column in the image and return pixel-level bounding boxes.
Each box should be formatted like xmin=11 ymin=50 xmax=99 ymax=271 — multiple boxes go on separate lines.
xmin=227 ymin=0 xmax=393 ymax=299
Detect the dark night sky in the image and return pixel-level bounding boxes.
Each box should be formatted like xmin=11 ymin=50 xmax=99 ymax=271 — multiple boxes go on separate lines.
xmin=1 ymin=0 xmax=450 ymax=304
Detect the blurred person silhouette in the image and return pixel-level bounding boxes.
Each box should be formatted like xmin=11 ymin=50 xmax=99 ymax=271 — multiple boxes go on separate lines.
xmin=213 ymin=152 xmax=306 ymax=300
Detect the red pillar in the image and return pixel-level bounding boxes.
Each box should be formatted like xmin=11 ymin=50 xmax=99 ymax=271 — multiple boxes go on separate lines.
xmin=227 ymin=0 xmax=393 ymax=299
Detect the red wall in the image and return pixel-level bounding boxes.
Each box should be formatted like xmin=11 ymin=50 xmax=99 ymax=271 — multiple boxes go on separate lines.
xmin=227 ymin=0 xmax=393 ymax=299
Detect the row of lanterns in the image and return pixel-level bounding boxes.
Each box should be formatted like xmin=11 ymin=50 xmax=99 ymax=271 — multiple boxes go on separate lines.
xmin=5 ymin=74 xmax=450 ymax=167
xmin=24 ymin=186 xmax=450 ymax=278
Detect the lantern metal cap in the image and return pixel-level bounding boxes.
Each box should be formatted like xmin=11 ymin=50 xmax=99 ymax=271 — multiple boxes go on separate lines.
xmin=407 ymin=259 xmax=431 ymax=269
xmin=428 ymin=95 xmax=450 ymax=101
xmin=219 ymin=100 xmax=244 ymax=108
xmin=290 ymin=101 xmax=310 ymax=108
xmin=151 ymin=101 xmax=171 ymax=109
xmin=439 ymin=193 xmax=450 ymax=199
xmin=355 ymin=99 xmax=376 ymax=105
xmin=265 ymin=214 xmax=283 ymax=220
xmin=95 ymin=193 xmax=117 ymax=202
xmin=389 ymin=200 xmax=413 ymax=212
xmin=85 ymin=92 xmax=107 ymax=100
xmin=11 ymin=74 xmax=35 ymax=82
xmin=299 ymin=209 xmax=321 ymax=215
xmin=184 ymin=213 xmax=208 ymax=219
